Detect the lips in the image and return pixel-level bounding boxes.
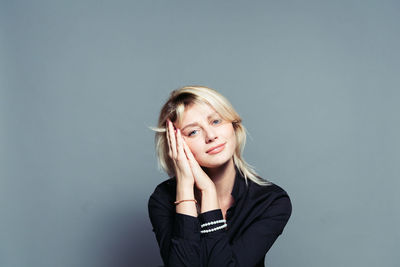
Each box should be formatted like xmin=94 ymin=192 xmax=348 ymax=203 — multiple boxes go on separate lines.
xmin=206 ymin=142 xmax=226 ymax=153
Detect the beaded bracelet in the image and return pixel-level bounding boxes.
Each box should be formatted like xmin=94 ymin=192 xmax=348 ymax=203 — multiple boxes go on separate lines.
xmin=200 ymin=223 xmax=228 ymax=234
xmin=201 ymin=219 xmax=226 ymax=228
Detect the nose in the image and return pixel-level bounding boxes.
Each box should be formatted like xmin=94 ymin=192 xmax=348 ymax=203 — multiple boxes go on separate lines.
xmin=204 ymin=126 xmax=218 ymax=143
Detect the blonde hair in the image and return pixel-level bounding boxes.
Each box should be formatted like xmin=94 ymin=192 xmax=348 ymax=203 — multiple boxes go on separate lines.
xmin=149 ymin=85 xmax=271 ymax=186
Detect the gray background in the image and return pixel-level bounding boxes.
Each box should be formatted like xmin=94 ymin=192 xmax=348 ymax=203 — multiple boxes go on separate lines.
xmin=1 ymin=0 xmax=399 ymax=266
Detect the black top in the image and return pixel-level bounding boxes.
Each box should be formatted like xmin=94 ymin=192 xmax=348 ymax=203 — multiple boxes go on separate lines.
xmin=148 ymin=167 xmax=292 ymax=267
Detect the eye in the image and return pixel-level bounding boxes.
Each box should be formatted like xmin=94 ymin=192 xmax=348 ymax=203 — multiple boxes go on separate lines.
xmin=187 ymin=119 xmax=221 ymax=137
xmin=188 ymin=130 xmax=198 ymax=137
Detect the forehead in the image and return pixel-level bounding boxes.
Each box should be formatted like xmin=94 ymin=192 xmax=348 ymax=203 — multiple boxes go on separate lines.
xmin=179 ymin=102 xmax=217 ymax=123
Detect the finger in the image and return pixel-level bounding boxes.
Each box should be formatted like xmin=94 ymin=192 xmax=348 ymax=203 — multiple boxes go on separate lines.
xmin=176 ymin=128 xmax=185 ymax=159
xmin=182 ymin=140 xmax=213 ymax=189
xmin=182 ymin=138 xmax=199 ymax=167
xmin=166 ymin=120 xmax=172 ymax=157
xmin=168 ymin=120 xmax=177 ymax=158
xmin=182 ymin=140 xmax=204 ymax=182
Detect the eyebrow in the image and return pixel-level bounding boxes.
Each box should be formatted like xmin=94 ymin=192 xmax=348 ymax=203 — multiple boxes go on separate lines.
xmin=181 ymin=112 xmax=218 ymax=132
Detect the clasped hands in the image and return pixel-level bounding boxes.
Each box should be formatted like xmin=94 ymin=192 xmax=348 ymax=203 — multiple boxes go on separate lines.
xmin=166 ymin=119 xmax=215 ymax=193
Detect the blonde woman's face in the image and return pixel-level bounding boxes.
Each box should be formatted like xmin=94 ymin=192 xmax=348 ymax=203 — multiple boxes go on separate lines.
xmin=174 ymin=102 xmax=236 ymax=168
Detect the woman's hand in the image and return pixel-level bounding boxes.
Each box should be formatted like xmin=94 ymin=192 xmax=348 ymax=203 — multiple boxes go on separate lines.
xmin=179 ymin=132 xmax=216 ymax=193
xmin=167 ymin=118 xmax=218 ymax=213
xmin=179 ymin=130 xmax=219 ymax=213
xmin=166 ymin=119 xmax=215 ymax=192
xmin=166 ymin=119 xmax=198 ymax=217
xmin=166 ymin=119 xmax=194 ymax=187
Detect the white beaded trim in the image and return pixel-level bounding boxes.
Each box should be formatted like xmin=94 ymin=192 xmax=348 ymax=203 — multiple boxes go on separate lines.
xmin=200 ymin=223 xmax=227 ymax=234
xmin=201 ymin=219 xmax=227 ymax=228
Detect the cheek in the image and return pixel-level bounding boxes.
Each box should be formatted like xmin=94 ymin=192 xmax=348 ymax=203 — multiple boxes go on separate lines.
xmin=228 ymin=130 xmax=237 ymax=150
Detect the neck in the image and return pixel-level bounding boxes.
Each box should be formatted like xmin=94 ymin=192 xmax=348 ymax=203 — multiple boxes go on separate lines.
xmin=202 ymin=158 xmax=236 ymax=199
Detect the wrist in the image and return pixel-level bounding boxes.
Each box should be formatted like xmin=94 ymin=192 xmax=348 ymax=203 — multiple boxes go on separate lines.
xmin=175 ymin=184 xmax=197 ymax=217
xmin=176 ymin=181 xmax=194 ymax=192
xmin=176 ymin=181 xmax=195 ymax=199
xmin=200 ymin=184 xmax=216 ymax=194
xmin=176 ymin=177 xmax=194 ymax=188
xmin=200 ymin=187 xmax=219 ymax=213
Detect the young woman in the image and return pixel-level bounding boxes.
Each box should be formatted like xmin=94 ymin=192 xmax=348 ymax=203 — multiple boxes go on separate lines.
xmin=148 ymin=86 xmax=292 ymax=267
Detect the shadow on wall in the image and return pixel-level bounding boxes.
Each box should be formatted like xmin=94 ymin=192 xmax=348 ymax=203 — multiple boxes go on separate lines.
xmin=90 ymin=206 xmax=163 ymax=267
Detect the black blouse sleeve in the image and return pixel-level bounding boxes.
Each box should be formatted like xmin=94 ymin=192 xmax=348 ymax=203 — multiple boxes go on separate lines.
xmin=198 ymin=194 xmax=291 ymax=266
xmin=147 ymin=185 xmax=201 ymax=266
xmin=148 ymin=186 xmax=292 ymax=267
